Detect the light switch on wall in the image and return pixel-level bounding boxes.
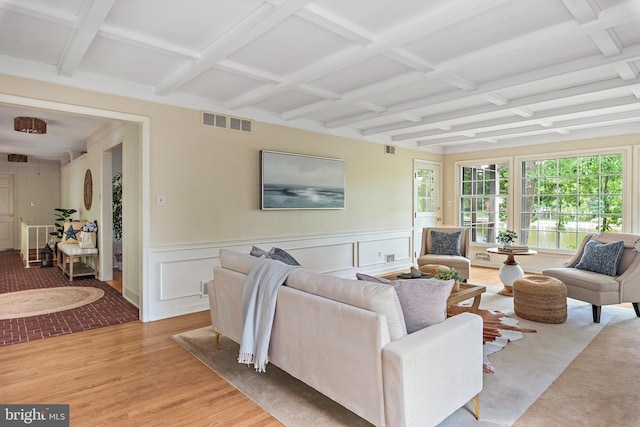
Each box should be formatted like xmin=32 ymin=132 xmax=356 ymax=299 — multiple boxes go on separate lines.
xmin=157 ymin=194 xmax=166 ymax=206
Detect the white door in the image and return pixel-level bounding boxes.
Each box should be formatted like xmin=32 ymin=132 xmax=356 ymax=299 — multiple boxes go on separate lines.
xmin=414 ymin=161 xmax=441 ymax=258
xmin=0 ymin=173 xmax=16 ymax=249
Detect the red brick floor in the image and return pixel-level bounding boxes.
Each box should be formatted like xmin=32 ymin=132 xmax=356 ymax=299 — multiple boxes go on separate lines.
xmin=0 ymin=250 xmax=139 ymax=346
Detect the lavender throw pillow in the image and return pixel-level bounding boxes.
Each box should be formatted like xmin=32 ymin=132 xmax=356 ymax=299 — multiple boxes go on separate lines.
xmin=387 ymin=278 xmax=454 ymax=333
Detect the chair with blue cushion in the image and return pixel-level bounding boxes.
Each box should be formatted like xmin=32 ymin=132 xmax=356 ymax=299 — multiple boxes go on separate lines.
xmin=417 ymin=227 xmax=471 ymax=280
xmin=543 ymin=232 xmax=640 ymax=323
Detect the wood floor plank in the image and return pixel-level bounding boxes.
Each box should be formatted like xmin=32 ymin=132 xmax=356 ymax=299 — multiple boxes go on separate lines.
xmin=0 ymin=310 xmax=281 ymax=426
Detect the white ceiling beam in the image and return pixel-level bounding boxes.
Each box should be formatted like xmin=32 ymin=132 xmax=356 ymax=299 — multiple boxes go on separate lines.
xmin=155 ymin=0 xmax=311 ymax=96
xmin=384 ymin=48 xmax=435 ymax=72
xmin=590 ymin=29 xmax=623 ymax=57
xmin=561 ymin=0 xmax=600 ymax=23
xmin=0 ymin=0 xmax=77 ymax=26
xmin=350 ymin=42 xmax=640 ymax=132
xmin=296 ymin=3 xmax=376 ymax=44
xmin=395 ymin=113 xmax=423 ymax=123
xmin=281 ymin=70 xmax=423 ymax=120
xmin=417 ymin=110 xmax=640 ymax=146
xmin=632 ymin=86 xmax=640 ymax=99
xmin=58 ymin=0 xmax=117 ymax=77
xmin=225 ymin=0 xmax=512 ymax=109
xmin=440 ymin=74 xmax=478 ymax=91
xmin=383 ymin=79 xmax=640 ymax=139
xmin=215 ymin=59 xmax=282 ymax=83
xmin=296 ymin=84 xmax=341 ymax=100
xmin=354 ymin=101 xmax=387 ymax=113
xmin=396 ymin=97 xmax=640 ymax=142
xmin=614 ymin=62 xmax=639 ymax=80
xmin=481 ymin=93 xmax=509 ymax=106
xmin=512 ymin=107 xmax=534 ymax=118
xmin=99 ymin=24 xmax=201 ymax=60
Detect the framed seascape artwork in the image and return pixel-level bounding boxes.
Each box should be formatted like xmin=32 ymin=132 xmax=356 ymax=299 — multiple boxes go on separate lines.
xmin=261 ymin=150 xmax=345 ymax=210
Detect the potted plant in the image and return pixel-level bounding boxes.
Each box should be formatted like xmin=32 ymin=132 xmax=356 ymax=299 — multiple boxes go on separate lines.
xmin=49 ymin=208 xmax=78 ymax=239
xmin=112 ymin=172 xmax=122 ymax=242
xmin=435 ymin=267 xmax=464 ymax=292
xmin=497 ymin=229 xmax=518 ymax=246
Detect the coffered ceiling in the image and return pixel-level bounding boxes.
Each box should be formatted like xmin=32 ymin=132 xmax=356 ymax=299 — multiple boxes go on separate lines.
xmin=1 ymin=0 xmax=639 ymax=158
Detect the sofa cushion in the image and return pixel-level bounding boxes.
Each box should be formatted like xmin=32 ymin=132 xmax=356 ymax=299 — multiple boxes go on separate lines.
xmin=220 ymin=249 xmax=257 ymax=274
xmin=387 ymin=278 xmax=454 ymax=333
xmin=430 ymin=230 xmax=461 ymax=256
xmin=576 ymin=240 xmax=624 ymax=276
xmin=286 ymin=269 xmax=407 ymax=340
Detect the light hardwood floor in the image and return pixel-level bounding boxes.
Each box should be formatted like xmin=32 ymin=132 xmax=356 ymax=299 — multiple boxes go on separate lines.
xmin=0 ymin=267 xmax=528 ymax=426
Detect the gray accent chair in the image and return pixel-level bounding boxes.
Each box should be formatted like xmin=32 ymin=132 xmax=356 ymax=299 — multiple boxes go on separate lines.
xmin=417 ymin=227 xmax=471 ymax=280
xmin=542 ymin=232 xmax=640 ymax=323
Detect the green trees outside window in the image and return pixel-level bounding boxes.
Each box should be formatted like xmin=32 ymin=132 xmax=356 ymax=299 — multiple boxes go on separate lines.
xmin=521 ymin=154 xmax=623 ymax=250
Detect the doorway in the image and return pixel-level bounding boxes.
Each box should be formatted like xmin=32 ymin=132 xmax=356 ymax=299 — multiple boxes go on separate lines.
xmin=0 ymin=173 xmax=15 ymax=250
xmin=414 ymin=160 xmax=442 ymax=259
xmin=0 ymin=93 xmax=149 ymax=320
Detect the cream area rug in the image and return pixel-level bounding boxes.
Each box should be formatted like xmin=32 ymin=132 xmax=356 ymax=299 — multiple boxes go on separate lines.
xmin=0 ymin=287 xmax=105 ymax=320
xmin=173 ymin=293 xmax=635 ymax=426
xmin=172 ymin=329 xmax=372 ymax=427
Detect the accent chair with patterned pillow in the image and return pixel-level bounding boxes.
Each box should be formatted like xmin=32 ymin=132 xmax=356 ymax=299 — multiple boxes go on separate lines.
xmin=417 ymin=227 xmax=471 ymax=280
xmin=543 ymin=232 xmax=640 ymax=323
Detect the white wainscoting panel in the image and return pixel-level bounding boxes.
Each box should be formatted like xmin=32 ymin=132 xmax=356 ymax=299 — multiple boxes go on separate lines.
xmin=145 ymin=228 xmax=413 ymax=321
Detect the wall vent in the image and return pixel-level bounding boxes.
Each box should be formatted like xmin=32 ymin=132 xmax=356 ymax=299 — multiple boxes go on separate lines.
xmin=475 ymin=253 xmax=490 ymax=261
xmin=384 ymin=145 xmax=396 ymax=154
xmin=202 ymin=111 xmax=252 ymax=133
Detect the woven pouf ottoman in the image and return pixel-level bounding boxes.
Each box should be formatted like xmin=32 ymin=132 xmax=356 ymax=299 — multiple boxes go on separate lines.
xmin=513 ymin=275 xmax=567 ymax=323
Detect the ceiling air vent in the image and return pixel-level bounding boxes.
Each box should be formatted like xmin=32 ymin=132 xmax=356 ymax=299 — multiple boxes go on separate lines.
xmin=202 ymin=112 xmax=252 ymax=133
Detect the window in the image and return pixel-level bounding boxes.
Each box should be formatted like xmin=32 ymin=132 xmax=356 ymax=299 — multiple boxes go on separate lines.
xmin=521 ymin=153 xmax=623 ymax=251
xmin=460 ymin=163 xmax=509 ymax=244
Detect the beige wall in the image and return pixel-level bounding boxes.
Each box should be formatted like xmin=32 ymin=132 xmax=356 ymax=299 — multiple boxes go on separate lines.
xmin=0 ymin=158 xmax=60 ymax=248
xmin=1 ymin=74 xmax=441 ymax=248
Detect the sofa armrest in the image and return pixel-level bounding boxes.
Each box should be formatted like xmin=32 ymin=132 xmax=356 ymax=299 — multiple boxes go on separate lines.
xmin=382 ymin=312 xmax=483 ymax=427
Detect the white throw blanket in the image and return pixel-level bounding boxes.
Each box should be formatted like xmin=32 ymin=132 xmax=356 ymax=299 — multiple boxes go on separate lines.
xmin=238 ymin=257 xmax=298 ymax=372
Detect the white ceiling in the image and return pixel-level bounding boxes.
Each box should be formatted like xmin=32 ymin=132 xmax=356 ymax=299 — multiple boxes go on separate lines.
xmin=1 ymin=0 xmax=639 ymax=160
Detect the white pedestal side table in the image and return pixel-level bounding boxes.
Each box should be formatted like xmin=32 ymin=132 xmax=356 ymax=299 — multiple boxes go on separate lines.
xmin=486 ymin=247 xmax=537 ymax=296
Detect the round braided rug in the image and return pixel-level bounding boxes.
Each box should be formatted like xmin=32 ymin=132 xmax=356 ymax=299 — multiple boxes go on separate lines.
xmin=0 ymin=287 xmax=105 ymax=320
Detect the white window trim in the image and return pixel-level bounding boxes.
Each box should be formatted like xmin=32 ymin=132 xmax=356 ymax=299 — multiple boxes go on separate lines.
xmin=455 ymin=156 xmax=513 ymax=247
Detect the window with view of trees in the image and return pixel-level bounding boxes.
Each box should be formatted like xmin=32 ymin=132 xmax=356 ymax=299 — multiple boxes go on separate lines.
xmin=460 ymin=163 xmax=509 ymax=244
xmin=520 ymin=153 xmax=623 ymax=251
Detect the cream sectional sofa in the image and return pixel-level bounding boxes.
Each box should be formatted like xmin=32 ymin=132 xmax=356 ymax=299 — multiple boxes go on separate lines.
xmin=208 ymin=249 xmax=483 ymax=426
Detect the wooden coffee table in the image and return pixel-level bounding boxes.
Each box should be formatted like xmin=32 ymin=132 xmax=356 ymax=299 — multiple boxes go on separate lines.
xmin=447 ymin=283 xmax=486 ymax=313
